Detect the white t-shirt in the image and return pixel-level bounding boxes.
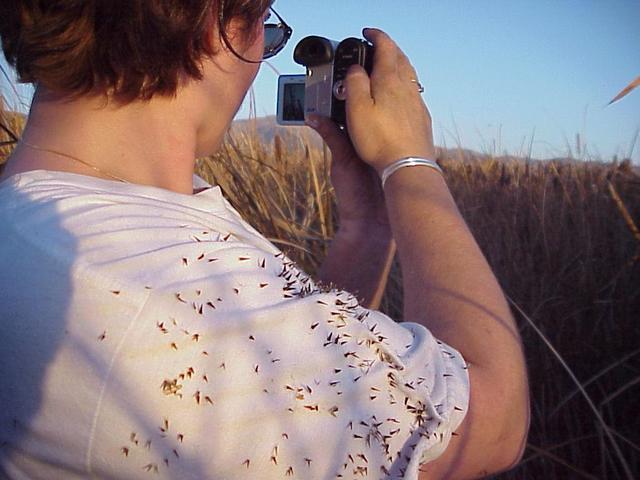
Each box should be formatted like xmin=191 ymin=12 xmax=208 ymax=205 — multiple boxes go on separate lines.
xmin=0 ymin=170 xmax=469 ymax=480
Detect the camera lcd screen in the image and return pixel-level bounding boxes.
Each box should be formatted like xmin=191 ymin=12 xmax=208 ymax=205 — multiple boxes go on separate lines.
xmin=282 ymin=82 xmax=305 ymax=122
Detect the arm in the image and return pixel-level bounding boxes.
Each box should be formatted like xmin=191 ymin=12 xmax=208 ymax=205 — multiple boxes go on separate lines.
xmin=316 ymin=223 xmax=396 ymax=309
xmin=307 ymin=114 xmax=398 ymax=310
xmin=311 ymin=28 xmax=530 ymax=479
xmin=384 ymin=167 xmax=529 ymax=479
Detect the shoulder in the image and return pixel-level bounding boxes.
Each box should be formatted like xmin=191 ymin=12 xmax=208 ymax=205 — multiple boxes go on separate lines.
xmin=0 ymin=169 xmax=278 ymax=287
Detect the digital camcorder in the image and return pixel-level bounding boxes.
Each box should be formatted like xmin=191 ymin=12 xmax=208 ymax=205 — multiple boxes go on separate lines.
xmin=277 ymin=36 xmax=374 ymax=128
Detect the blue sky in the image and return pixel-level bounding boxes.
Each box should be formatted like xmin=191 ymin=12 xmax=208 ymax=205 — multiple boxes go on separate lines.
xmin=248 ymin=0 xmax=640 ymax=162
xmin=2 ymin=0 xmax=639 ymax=162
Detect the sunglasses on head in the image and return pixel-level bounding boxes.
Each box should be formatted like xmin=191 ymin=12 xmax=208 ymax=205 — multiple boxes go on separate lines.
xmin=263 ymin=7 xmax=292 ymax=60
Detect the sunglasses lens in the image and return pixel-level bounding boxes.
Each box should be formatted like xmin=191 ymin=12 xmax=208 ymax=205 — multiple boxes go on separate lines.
xmin=264 ymin=25 xmax=285 ymax=59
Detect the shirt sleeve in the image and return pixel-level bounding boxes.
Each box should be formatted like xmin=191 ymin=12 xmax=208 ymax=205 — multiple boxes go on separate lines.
xmin=87 ymin=239 xmax=469 ymax=480
xmin=264 ymin=267 xmax=471 ymax=479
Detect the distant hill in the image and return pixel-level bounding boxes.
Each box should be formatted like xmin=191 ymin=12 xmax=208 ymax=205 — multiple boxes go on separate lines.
xmin=231 ymin=116 xmax=640 ymax=174
xmin=231 ymin=116 xmax=534 ymax=164
xmin=231 ymin=115 xmax=323 ymax=149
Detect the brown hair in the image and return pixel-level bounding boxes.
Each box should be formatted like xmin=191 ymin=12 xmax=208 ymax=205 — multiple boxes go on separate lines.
xmin=0 ymin=0 xmax=271 ymax=104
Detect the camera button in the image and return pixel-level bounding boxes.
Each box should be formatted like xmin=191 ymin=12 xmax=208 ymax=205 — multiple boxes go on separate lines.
xmin=333 ymin=80 xmax=347 ymax=101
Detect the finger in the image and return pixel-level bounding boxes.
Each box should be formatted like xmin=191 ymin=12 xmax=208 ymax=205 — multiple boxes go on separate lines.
xmin=362 ymin=28 xmax=399 ymax=76
xmin=396 ymin=52 xmax=425 ymax=96
xmin=345 ymin=64 xmax=375 ymax=141
xmin=345 ymin=64 xmax=373 ymax=114
xmin=306 ymin=114 xmax=352 ymax=155
xmin=397 ymin=50 xmax=419 ymax=82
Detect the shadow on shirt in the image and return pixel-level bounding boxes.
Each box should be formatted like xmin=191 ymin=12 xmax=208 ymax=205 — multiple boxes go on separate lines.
xmin=0 ymin=183 xmax=217 ymax=478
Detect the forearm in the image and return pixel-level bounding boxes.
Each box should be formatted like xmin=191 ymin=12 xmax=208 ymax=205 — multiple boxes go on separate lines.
xmin=386 ymin=167 xmax=529 ymax=477
xmin=317 ymin=224 xmax=396 ymax=309
xmin=384 ymin=167 xmax=523 ymax=368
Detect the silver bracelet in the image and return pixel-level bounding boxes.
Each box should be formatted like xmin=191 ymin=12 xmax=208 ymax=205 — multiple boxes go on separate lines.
xmin=380 ymin=157 xmax=443 ymax=188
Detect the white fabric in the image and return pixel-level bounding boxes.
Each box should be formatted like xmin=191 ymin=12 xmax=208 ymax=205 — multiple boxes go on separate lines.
xmin=0 ymin=170 xmax=469 ymax=480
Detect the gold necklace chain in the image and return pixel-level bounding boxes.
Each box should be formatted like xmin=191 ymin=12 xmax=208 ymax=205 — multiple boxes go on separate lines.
xmin=19 ymin=140 xmax=130 ymax=184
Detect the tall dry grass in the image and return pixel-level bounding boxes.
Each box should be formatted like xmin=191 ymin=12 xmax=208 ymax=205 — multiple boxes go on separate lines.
xmin=1 ymin=106 xmax=638 ymax=478
xmin=609 ymin=76 xmax=640 ymax=105
xmin=0 ymin=97 xmax=24 ymax=160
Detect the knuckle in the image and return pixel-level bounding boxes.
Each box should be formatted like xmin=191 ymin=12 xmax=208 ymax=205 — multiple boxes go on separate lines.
xmin=398 ymin=51 xmax=411 ymax=64
xmin=398 ymin=54 xmax=416 ymax=74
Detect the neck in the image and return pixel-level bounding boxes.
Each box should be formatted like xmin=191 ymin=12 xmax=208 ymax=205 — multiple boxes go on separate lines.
xmin=4 ymin=85 xmax=227 ymax=194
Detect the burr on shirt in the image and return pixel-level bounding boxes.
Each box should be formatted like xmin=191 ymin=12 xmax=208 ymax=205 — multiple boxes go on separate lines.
xmin=0 ymin=170 xmax=469 ymax=480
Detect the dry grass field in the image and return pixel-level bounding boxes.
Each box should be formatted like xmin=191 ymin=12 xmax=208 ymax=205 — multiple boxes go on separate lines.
xmin=2 ymin=107 xmax=639 ymax=479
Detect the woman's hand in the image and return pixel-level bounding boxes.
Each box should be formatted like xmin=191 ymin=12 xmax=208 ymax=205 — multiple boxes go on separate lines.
xmin=344 ymin=28 xmax=436 ymax=174
xmin=306 ymin=114 xmax=390 ymax=237
xmin=308 ymin=116 xmax=396 ymax=309
xmin=307 ymin=28 xmax=436 ymax=234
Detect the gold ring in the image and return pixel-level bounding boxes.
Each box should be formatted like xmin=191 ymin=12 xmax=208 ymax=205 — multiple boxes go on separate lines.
xmin=410 ymin=78 xmax=425 ymax=94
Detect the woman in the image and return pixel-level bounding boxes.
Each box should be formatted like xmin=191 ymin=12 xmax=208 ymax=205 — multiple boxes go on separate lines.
xmin=0 ymin=1 xmax=529 ymax=479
